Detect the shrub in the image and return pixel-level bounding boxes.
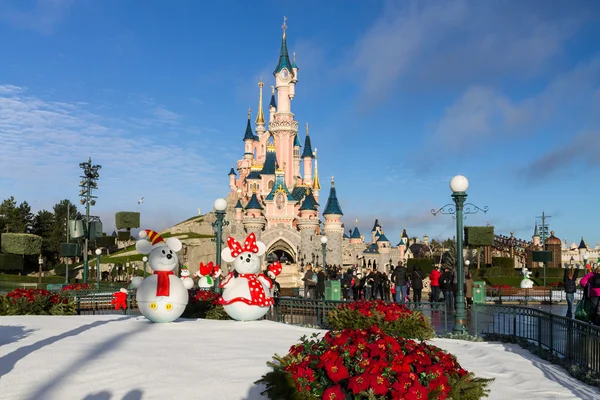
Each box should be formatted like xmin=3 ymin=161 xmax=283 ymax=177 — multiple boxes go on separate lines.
xmin=407 ymin=258 xmax=435 ymax=275
xmin=326 ymin=300 xmax=435 ymax=340
xmin=181 ymin=289 xmax=229 ymax=319
xmin=257 ymin=326 xmax=493 ymax=400
xmin=1 ymin=233 xmax=43 ymax=255
xmin=115 ymin=212 xmax=141 ymax=230
xmin=0 ymin=288 xmax=76 ymax=315
xmin=491 ymin=257 xmax=514 ymax=269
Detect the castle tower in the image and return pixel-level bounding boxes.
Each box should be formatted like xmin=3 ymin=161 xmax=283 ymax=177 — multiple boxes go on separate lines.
xmin=269 ymin=86 xmax=276 ymax=120
xmin=243 ymin=109 xmax=255 ymax=161
xmin=228 ymin=168 xmax=237 ymax=192
xmin=270 ymin=16 xmax=299 ymax=188
xmin=235 ymin=198 xmax=243 ymax=222
xmin=255 ymin=79 xmax=266 ymax=137
xmin=293 ymin=133 xmax=301 ymax=182
xmin=301 ymin=123 xmax=314 ymax=186
xmin=242 ymin=191 xmax=266 ymax=239
xmin=371 ymin=219 xmax=382 ymax=243
xmin=532 ymin=222 xmax=540 ymax=247
xmin=323 ymin=176 xmax=344 ymax=266
xmin=349 ymin=220 xmax=362 ymax=245
xmin=297 ymin=188 xmax=320 ymax=264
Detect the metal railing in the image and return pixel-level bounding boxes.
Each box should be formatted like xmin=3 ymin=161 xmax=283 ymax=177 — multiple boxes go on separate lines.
xmin=472 ymin=304 xmax=600 ymax=374
xmin=486 ymin=287 xmax=584 ymax=305
xmin=264 ymin=298 xmax=450 ymax=334
xmin=61 ymin=289 xmax=140 ymax=316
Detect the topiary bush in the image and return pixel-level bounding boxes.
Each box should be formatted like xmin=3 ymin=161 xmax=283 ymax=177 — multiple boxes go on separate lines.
xmin=1 ymin=233 xmax=43 ymax=255
xmin=256 ymin=326 xmax=493 ymax=400
xmin=326 ymin=300 xmax=435 ymax=340
xmin=115 ymin=212 xmax=140 ymax=230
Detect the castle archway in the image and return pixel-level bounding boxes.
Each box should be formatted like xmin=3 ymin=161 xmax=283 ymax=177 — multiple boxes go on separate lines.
xmin=266 ymin=238 xmax=297 ymax=264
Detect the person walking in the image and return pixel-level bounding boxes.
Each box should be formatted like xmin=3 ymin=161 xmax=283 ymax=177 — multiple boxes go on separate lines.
xmin=315 ymin=266 xmax=326 ymax=300
xmin=580 ymin=266 xmax=600 ymax=325
xmin=429 ymin=266 xmax=441 ymax=302
xmin=391 ymin=261 xmax=409 ymax=304
xmin=563 ymin=265 xmax=579 ymax=318
xmin=439 ymin=267 xmax=455 ymax=311
xmin=302 ymin=265 xmax=317 ymax=299
xmin=410 ymin=265 xmax=424 ymax=303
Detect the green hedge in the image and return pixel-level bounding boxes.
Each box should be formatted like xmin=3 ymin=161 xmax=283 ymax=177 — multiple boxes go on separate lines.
xmin=96 ymin=235 xmax=116 ymax=248
xmin=406 ymin=258 xmax=435 ymax=275
xmin=117 ymin=231 xmax=131 ymax=241
xmin=532 ymin=267 xmax=566 ymax=278
xmin=491 ymin=257 xmax=514 ymax=268
xmin=0 ymin=273 xmax=67 ymax=283
xmin=1 ymin=233 xmax=43 ymax=255
xmin=476 ymin=267 xmax=521 ymax=278
xmin=0 ymin=254 xmax=23 ymax=271
xmin=464 ymin=226 xmax=494 ymax=246
xmin=115 ymin=212 xmax=140 ymax=230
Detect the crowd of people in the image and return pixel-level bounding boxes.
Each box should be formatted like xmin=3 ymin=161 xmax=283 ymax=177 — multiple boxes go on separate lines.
xmin=299 ymin=262 xmax=475 ymax=310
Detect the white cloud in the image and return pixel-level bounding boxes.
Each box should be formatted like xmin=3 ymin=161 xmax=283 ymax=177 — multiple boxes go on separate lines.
xmin=347 ymin=0 xmax=593 ymax=107
xmin=0 ymin=85 xmax=224 ymax=230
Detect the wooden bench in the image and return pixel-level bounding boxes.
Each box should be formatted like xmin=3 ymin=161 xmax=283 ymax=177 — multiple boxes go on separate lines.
xmin=491 ymin=287 xmax=553 ymax=303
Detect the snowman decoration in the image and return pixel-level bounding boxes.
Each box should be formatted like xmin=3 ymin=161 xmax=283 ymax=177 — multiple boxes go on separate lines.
xmin=520 ymin=267 xmax=534 ymax=289
xmin=132 ymin=229 xmax=189 ymax=323
xmin=195 ymin=261 xmax=221 ymax=291
xmin=218 ymin=232 xmax=282 ymax=321
xmin=180 ymin=265 xmax=194 ymax=290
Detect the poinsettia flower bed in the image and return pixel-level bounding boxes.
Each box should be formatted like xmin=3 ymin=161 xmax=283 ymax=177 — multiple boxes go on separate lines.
xmin=62 ymin=283 xmax=92 ymax=291
xmin=257 ymin=326 xmax=493 ymax=399
xmin=181 ymin=289 xmax=229 ymax=319
xmin=326 ymin=300 xmax=435 ymax=340
xmin=0 ymin=288 xmax=76 ymax=315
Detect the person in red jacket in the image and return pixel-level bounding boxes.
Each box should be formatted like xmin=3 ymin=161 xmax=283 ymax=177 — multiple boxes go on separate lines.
xmin=429 ymin=266 xmax=441 ymax=302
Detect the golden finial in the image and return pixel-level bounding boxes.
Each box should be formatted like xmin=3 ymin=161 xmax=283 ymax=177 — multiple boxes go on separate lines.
xmin=305 ymin=122 xmax=310 ymax=135
xmin=293 ymin=52 xmax=297 ymax=64
xmin=252 ymin=185 xmax=257 ymax=194
xmin=331 ymin=175 xmax=335 ymax=187
xmin=313 ymin=156 xmax=321 ymax=190
xmin=313 ymin=147 xmax=317 ymax=159
xmin=305 ymin=187 xmax=310 ymax=195
xmin=282 ymin=16 xmax=288 ymax=37
xmin=271 ymin=85 xmax=275 ymax=95
xmin=197 ymin=208 xmax=201 ymax=216
xmin=247 ymin=108 xmax=252 ymax=119
xmin=256 ymin=79 xmax=265 ymax=125
xmin=356 ymin=219 xmax=358 ymax=226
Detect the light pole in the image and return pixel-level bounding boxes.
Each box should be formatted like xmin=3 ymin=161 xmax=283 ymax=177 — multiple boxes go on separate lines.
xmin=143 ymin=256 xmax=148 ymax=277
xmin=79 ymin=157 xmax=101 ymax=284
xmin=95 ymin=248 xmax=102 ymax=290
xmin=321 ymin=236 xmax=328 ymax=267
xmin=212 ymin=198 xmax=229 ymax=294
xmin=432 ymin=175 xmax=488 ymax=334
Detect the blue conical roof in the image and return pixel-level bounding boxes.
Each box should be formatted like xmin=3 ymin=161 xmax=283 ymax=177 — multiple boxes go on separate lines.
xmin=228 ymin=168 xmax=237 ymax=176
xmin=299 ymin=189 xmax=319 ymax=211
xmin=270 ymin=91 xmax=277 ymax=109
xmin=243 ymin=118 xmax=255 ymax=141
xmin=273 ymin=29 xmax=295 ymax=77
xmin=323 ymin=183 xmax=343 ymax=216
xmin=294 ymin=134 xmax=301 ymax=147
xmin=234 ymin=199 xmax=243 ymax=209
xmin=377 ymin=233 xmax=389 ymax=242
xmin=246 ymin=193 xmax=263 ymax=210
xmin=396 ymin=239 xmax=405 ymax=247
xmin=351 ymin=227 xmax=361 ymax=239
xmin=301 ymin=134 xmax=314 ymax=158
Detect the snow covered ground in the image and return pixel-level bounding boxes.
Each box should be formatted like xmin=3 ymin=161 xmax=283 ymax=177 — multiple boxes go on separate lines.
xmin=1 ymin=315 xmax=599 ymax=400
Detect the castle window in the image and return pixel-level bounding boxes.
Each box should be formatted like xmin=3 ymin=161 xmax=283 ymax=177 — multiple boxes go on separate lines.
xmin=268 ymin=180 xmax=274 ymax=189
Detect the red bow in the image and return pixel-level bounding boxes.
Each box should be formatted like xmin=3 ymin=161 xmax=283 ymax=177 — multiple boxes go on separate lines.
xmin=227 ymin=232 xmax=259 ymax=258
xmin=154 ymin=271 xmax=174 ymax=296
xmin=199 ymin=261 xmax=220 ymax=277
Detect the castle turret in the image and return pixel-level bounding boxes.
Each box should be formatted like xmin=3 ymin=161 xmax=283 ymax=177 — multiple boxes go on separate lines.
xmin=269 ymin=86 xmax=277 ymax=120
xmin=273 ymin=16 xmax=294 ymax=113
xmin=371 ymin=218 xmax=382 ymax=243
xmin=297 ymin=188 xmax=319 ymax=264
xmin=302 ymin=123 xmax=314 ymax=186
xmin=293 ymin=133 xmax=301 ymax=183
xmin=323 ymin=177 xmax=344 ymax=266
xmin=243 ymin=191 xmax=266 ymax=239
xmin=350 ymin=221 xmax=362 ymax=245
xmin=243 ymin=109 xmax=255 ymax=160
xmin=255 ymin=79 xmax=266 ymax=136
xmin=532 ymin=222 xmax=540 ymax=247
xmin=235 ymin=199 xmax=243 ymax=222
xmin=228 ymin=168 xmax=237 ymax=191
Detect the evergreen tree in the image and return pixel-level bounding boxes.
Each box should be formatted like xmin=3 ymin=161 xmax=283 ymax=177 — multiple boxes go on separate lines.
xmin=32 ymin=210 xmax=56 ymax=266
xmin=442 ymin=240 xmax=457 ymax=267
xmin=0 ymin=197 xmax=34 ymax=233
xmin=49 ymin=200 xmax=80 ymax=257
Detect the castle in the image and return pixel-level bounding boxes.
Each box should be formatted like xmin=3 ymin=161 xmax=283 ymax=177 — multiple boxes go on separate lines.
xmin=165 ymin=19 xmax=414 ymax=287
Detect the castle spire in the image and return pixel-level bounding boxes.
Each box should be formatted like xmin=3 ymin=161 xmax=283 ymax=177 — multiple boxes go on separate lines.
xmin=301 ymin=122 xmax=314 ymax=158
xmin=323 ymin=177 xmax=343 ymax=215
xmin=312 ymin=148 xmax=321 ymax=190
xmin=243 ymin=108 xmax=255 ymax=141
xmin=256 ymin=79 xmax=266 ymax=126
xmin=273 ymin=16 xmax=294 ymax=77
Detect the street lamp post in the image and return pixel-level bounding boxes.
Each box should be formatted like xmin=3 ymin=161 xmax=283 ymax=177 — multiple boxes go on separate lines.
xmin=143 ymin=256 xmax=148 ymax=277
xmin=321 ymin=236 xmax=328 ymax=267
xmin=79 ymin=157 xmax=101 ymax=284
xmin=212 ymin=198 xmax=229 ymax=294
xmin=95 ymin=248 xmax=102 ymax=290
xmin=432 ymin=175 xmax=488 ymax=334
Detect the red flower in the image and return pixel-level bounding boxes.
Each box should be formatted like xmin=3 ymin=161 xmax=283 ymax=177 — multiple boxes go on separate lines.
xmin=324 ymin=358 xmax=349 ymax=383
xmin=322 ymin=385 xmax=345 ymax=400
xmin=404 ymin=380 xmax=429 ymax=400
xmin=347 ymin=373 xmax=370 ymax=394
xmin=369 ymin=373 xmax=390 ymax=396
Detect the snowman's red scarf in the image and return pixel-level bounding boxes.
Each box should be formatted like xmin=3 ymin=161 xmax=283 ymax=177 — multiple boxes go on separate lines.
xmin=218 ymin=273 xmax=273 ymax=307
xmin=153 ymin=271 xmax=174 ymax=296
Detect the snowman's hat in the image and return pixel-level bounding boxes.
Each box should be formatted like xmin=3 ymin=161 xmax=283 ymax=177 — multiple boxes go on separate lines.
xmin=181 ymin=265 xmax=189 ymax=271
xmin=139 ymin=229 xmax=165 ymax=246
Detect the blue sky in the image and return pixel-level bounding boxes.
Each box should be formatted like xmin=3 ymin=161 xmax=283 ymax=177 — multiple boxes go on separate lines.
xmin=1 ymin=0 xmax=599 ymax=247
